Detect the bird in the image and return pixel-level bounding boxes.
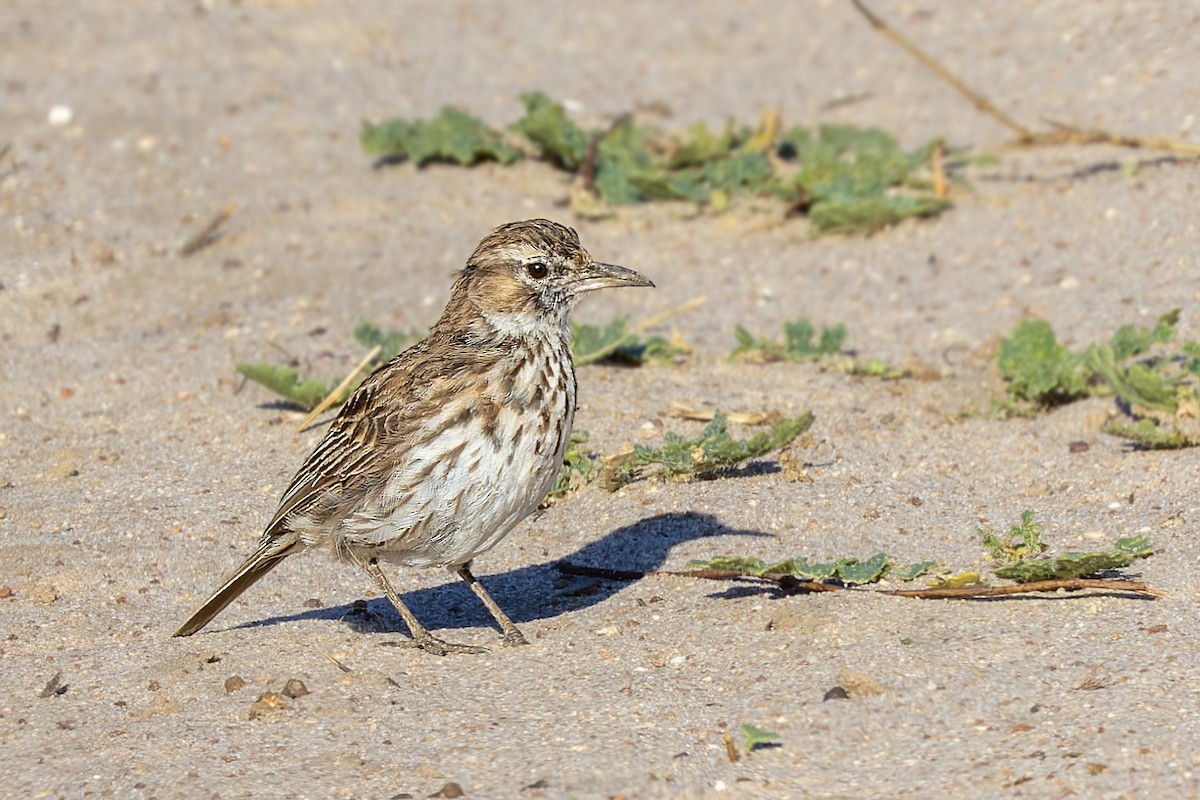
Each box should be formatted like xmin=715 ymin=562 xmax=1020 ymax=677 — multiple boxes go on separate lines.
xmin=173 ymin=219 xmax=653 ymax=655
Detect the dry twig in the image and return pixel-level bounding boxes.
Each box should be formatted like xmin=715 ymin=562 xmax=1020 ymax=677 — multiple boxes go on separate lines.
xmin=179 ymin=204 xmax=236 ymax=256
xmin=669 ymin=402 xmax=780 ymax=426
xmin=722 ymin=732 xmax=740 ymax=764
xmin=849 ymin=0 xmax=1030 ymax=138
xmin=321 ymin=651 xmax=354 ymax=674
xmin=850 ymin=0 xmax=1200 ymax=156
xmin=1025 ymin=118 xmax=1200 ymax=155
xmin=556 ymin=562 xmax=1160 ymax=599
xmin=931 ymin=139 xmax=948 ymax=199
xmin=873 ymin=578 xmax=1162 ymax=599
xmin=575 ymin=295 xmax=705 ymax=364
xmin=296 ymin=344 xmax=382 ymax=432
xmin=633 ymin=295 xmax=706 ymax=334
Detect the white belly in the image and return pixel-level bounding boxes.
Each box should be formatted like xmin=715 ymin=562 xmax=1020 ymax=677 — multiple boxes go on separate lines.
xmin=327 ymin=343 xmax=575 ymax=568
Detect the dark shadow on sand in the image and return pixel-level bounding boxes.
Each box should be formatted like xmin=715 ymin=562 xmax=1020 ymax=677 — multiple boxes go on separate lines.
xmin=220 ymin=511 xmax=770 ymax=639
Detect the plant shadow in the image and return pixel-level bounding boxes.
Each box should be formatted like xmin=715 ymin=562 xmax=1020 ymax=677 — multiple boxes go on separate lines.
xmin=979 ymin=153 xmax=1195 ymax=185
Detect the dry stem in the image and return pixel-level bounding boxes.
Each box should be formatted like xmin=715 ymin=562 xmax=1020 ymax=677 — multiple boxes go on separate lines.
xmin=850 ymin=0 xmax=1200 ymax=156
xmin=179 ymin=204 xmax=235 ymax=256
xmin=557 ymin=562 xmax=1160 ymax=599
xmin=296 ymin=344 xmax=382 ymax=432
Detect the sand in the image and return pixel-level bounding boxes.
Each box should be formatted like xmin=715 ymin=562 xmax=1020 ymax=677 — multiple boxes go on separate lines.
xmin=2 ymin=1 xmax=1199 ymax=797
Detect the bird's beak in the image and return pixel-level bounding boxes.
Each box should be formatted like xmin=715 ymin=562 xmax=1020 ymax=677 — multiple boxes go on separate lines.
xmin=571 ymin=262 xmax=655 ymax=294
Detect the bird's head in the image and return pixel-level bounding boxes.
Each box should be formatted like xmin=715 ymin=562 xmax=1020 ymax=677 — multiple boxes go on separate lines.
xmin=457 ymin=219 xmax=653 ymax=337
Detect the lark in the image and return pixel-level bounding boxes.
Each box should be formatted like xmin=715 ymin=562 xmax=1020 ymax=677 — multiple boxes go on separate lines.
xmin=174 ymin=220 xmax=653 ymax=655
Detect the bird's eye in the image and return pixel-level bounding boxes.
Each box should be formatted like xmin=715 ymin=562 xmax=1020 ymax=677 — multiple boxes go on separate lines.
xmin=525 ymin=262 xmax=549 ymax=279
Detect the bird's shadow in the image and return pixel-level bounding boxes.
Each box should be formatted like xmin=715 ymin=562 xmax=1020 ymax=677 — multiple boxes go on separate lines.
xmin=236 ymin=511 xmax=769 ymax=638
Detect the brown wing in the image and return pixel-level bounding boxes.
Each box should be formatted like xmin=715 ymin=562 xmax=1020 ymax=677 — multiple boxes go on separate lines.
xmin=259 ymin=328 xmax=510 ymax=542
xmin=261 ymin=361 xmax=407 ymax=539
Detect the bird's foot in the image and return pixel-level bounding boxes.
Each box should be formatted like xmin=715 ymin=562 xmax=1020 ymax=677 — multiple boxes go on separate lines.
xmin=501 ymin=629 xmax=530 ymax=647
xmin=412 ymin=633 xmax=489 ymax=656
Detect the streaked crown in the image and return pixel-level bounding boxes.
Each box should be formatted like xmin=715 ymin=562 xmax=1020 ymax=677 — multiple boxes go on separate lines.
xmin=460 ymin=219 xmax=652 ymax=326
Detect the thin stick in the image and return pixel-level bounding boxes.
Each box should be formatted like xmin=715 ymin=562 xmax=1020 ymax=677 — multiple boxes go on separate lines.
xmin=1026 ymin=119 xmax=1200 ymax=156
xmin=850 ymin=0 xmax=1200 ymax=157
xmin=574 ymin=295 xmax=706 ymax=365
xmin=557 ymin=563 xmax=650 ymax=581
xmin=632 ymin=295 xmax=707 ymax=334
xmin=555 ymin=562 xmax=1160 ymax=599
xmin=874 ymin=578 xmax=1162 ymax=599
xmin=38 ymin=671 xmax=67 ymax=698
xmin=321 ymin=651 xmax=354 ymax=673
xmin=742 ymin=108 xmax=782 ymax=154
xmin=931 ymin=140 xmax=948 ymax=199
xmin=669 ymin=402 xmax=778 ymax=426
xmin=296 ymin=344 xmax=381 ymax=432
xmin=751 ymin=571 xmax=1158 ymax=599
xmin=722 ymin=732 xmax=740 ymax=764
xmin=0 ymin=143 xmax=13 ymax=180
xmin=178 ymin=204 xmax=236 ymax=256
xmin=849 ymin=0 xmax=1032 ymax=138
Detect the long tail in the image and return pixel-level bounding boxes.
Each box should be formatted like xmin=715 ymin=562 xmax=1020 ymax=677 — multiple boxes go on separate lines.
xmin=173 ymin=541 xmax=298 ymax=637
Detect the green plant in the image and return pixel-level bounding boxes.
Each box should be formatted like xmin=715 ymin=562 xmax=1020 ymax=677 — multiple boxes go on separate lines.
xmin=980 ymin=511 xmax=1153 ymax=582
xmin=572 ymin=319 xmax=688 ymax=366
xmin=731 ymin=319 xmax=848 ymax=363
xmin=545 ymin=432 xmax=599 ymax=502
xmin=686 ymin=511 xmax=1153 ymax=591
xmin=604 ymin=411 xmax=815 ymax=489
xmin=689 ymin=552 xmax=935 ymax=585
xmin=362 ymin=94 xmax=957 ymax=234
xmin=237 ymin=316 xmax=675 ymax=411
xmin=740 ymin=724 xmax=781 ymax=753
xmin=997 ymin=310 xmax=1200 ymax=447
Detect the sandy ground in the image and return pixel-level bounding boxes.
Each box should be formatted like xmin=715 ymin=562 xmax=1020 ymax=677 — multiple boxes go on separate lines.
xmin=3 ymin=1 xmax=1200 ymax=798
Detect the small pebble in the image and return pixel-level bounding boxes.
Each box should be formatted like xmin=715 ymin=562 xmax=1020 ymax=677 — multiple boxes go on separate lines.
xmin=43 ymin=463 xmax=79 ymax=481
xmin=247 ymin=700 xmax=275 ymax=720
xmin=257 ymin=691 xmax=285 ymax=708
xmin=224 ymin=675 xmax=247 ymax=693
xmin=48 ymin=105 xmax=73 ymax=125
xmin=836 ymin=669 xmax=886 ymax=697
xmin=147 ymin=694 xmax=182 ymax=715
xmin=39 ymin=672 xmax=68 ymax=698
xmin=248 ymin=691 xmax=286 ymax=719
xmin=282 ymin=678 xmax=309 ymax=698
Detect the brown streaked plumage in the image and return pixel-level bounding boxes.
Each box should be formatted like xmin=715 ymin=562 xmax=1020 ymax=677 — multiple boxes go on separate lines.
xmin=173 ymin=220 xmax=653 ymax=655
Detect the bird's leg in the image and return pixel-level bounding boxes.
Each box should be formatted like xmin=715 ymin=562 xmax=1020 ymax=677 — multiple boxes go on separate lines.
xmin=456 ymin=563 xmax=529 ymax=646
xmin=360 ymin=558 xmax=487 ymax=656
